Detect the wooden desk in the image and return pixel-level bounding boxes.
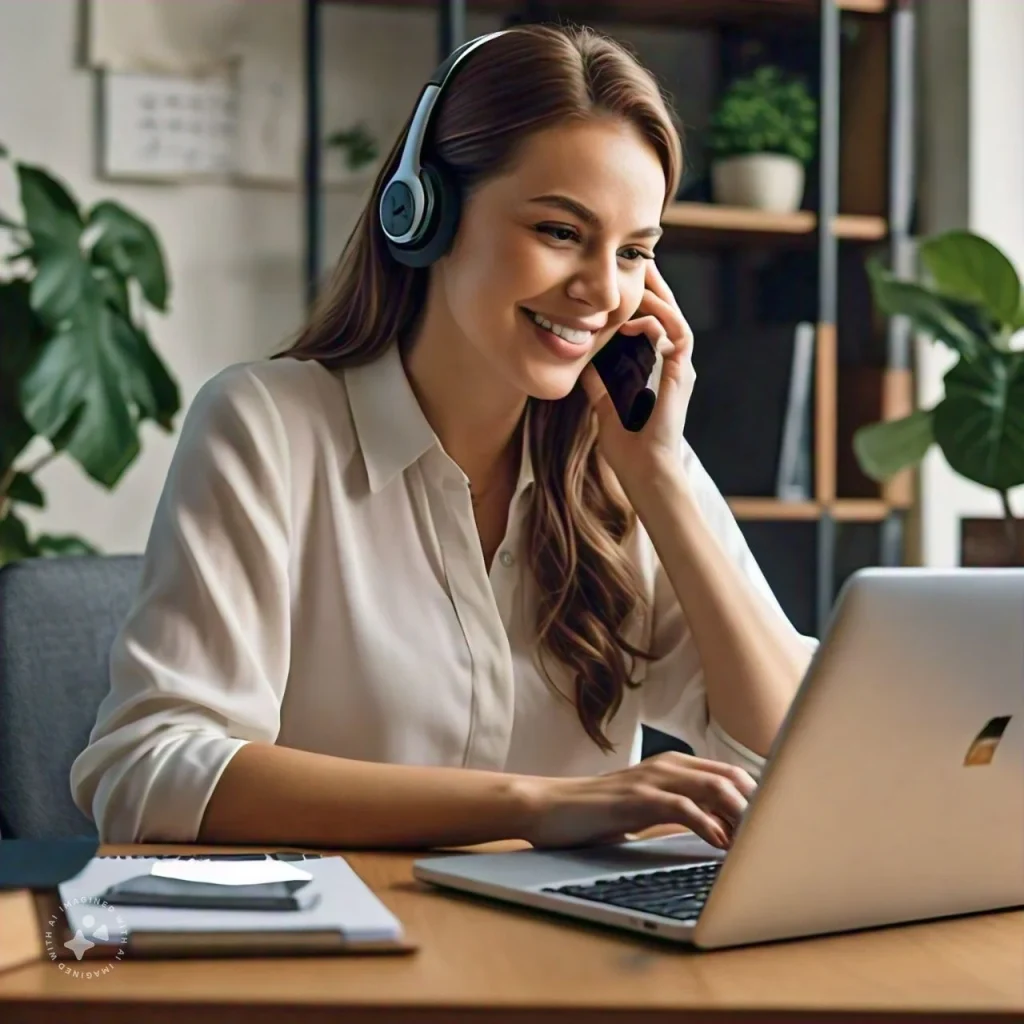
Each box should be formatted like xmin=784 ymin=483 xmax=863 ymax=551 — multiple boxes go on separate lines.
xmin=0 ymin=837 xmax=1021 ymax=1024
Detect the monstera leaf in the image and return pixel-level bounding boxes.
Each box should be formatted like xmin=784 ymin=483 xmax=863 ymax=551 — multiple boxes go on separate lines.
xmin=8 ymin=165 xmax=180 ymax=488
xmin=89 ymin=200 xmax=169 ymax=311
xmin=918 ymin=230 xmax=1023 ymax=335
xmin=854 ymin=317 xmax=1024 ymax=496
xmin=853 ymin=409 xmax=935 ymax=482
xmin=0 ymin=152 xmax=179 ymax=563
xmin=20 ymin=287 xmax=179 ymax=487
xmin=933 ymin=350 xmax=1024 ymax=492
xmin=0 ymin=281 xmax=44 ymax=476
xmin=867 ymin=258 xmax=986 ymax=361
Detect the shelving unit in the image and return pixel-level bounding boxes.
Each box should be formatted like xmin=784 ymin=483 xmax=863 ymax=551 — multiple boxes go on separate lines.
xmin=302 ymin=0 xmax=918 ymax=637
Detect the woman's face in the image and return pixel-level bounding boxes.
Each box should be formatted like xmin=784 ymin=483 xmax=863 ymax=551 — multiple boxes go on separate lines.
xmin=440 ymin=117 xmax=667 ymax=402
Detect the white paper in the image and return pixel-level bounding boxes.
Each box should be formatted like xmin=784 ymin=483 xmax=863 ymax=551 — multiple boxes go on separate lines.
xmin=100 ymin=70 xmax=239 ymax=180
xmin=150 ymin=859 xmax=313 ymax=887
xmin=88 ymin=0 xmax=249 ymax=74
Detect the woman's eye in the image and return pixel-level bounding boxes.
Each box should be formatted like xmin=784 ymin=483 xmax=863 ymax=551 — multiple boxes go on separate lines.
xmin=537 ymin=224 xmax=580 ymax=243
xmin=619 ymin=247 xmax=654 ymax=262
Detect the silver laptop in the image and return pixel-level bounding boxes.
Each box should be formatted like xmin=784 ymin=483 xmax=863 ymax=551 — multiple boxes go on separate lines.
xmin=413 ymin=568 xmax=1024 ymax=949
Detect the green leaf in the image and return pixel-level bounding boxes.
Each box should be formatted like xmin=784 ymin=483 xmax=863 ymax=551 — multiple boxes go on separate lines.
xmin=853 ymin=409 xmax=935 ymax=482
xmin=0 ymin=511 xmax=96 ymax=567
xmin=0 ymin=280 xmax=44 ymax=475
xmin=6 ymin=473 xmax=45 ymax=507
xmin=89 ymin=200 xmax=169 ymax=311
xmin=867 ymin=259 xmax=985 ymax=360
xmin=0 ymin=509 xmax=36 ymax=566
xmin=919 ymin=230 xmax=1021 ymax=327
xmin=0 ymin=142 xmax=8 ymax=158
xmin=29 ymin=240 xmax=92 ymax=325
xmin=708 ymin=64 xmax=817 ymax=164
xmin=33 ymin=532 xmax=99 ymax=557
xmin=18 ymin=274 xmax=180 ymax=486
xmin=16 ymin=163 xmax=82 ymax=248
xmin=19 ymin=302 xmax=138 ymax=487
xmin=92 ymin=264 xmax=131 ymax=318
xmin=933 ymin=350 xmax=1024 ymax=492
xmin=108 ymin=315 xmax=180 ymax=430
xmin=16 ymin=164 xmax=92 ymax=324
xmin=0 ymin=210 xmax=21 ymax=229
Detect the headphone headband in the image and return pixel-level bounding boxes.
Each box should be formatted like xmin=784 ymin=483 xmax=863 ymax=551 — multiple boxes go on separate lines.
xmin=379 ymin=30 xmax=509 ymax=264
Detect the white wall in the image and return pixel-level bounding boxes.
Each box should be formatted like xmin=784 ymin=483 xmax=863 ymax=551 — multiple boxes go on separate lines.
xmin=916 ymin=0 xmax=1024 ymax=565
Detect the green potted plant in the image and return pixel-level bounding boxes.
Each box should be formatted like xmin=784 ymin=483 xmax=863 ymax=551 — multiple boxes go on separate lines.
xmin=707 ymin=65 xmax=817 ymax=213
xmin=853 ymin=230 xmax=1024 ymax=565
xmin=325 ymin=121 xmax=379 ymax=175
xmin=0 ymin=142 xmax=180 ymax=566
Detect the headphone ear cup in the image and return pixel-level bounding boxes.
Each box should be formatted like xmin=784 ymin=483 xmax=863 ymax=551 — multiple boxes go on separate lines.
xmin=387 ymin=162 xmax=461 ymax=269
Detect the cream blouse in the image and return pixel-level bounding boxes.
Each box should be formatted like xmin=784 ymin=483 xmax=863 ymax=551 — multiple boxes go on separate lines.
xmin=70 ymin=344 xmax=815 ymax=843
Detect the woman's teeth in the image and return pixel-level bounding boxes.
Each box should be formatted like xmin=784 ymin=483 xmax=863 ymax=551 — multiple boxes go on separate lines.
xmin=526 ymin=309 xmax=592 ymax=345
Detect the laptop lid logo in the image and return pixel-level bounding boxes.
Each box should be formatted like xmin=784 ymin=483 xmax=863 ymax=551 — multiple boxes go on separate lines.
xmin=963 ymin=715 xmax=1012 ymax=766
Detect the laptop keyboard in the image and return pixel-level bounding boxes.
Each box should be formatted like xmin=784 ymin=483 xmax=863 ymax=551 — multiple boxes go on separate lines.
xmin=542 ymin=860 xmax=722 ymax=921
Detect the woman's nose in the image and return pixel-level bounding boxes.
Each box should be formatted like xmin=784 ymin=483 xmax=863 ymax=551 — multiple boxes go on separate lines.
xmin=566 ymin=251 xmax=620 ymax=313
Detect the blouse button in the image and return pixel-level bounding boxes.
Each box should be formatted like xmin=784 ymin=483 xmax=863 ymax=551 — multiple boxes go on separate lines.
xmin=498 ymin=550 xmax=515 ymax=568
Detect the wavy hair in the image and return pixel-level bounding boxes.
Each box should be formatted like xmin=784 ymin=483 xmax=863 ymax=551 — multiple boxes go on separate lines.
xmin=278 ymin=24 xmax=684 ymax=752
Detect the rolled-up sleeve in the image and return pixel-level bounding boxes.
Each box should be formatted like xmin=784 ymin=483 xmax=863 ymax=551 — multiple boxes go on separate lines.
xmin=640 ymin=440 xmax=818 ymax=778
xmin=70 ymin=366 xmax=292 ymax=842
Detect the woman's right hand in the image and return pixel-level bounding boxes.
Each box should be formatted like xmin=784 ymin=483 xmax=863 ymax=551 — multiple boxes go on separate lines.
xmin=519 ymin=751 xmax=757 ymax=850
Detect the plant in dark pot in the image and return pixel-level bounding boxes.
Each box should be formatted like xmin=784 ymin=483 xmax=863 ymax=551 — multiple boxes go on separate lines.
xmin=707 ymin=65 xmax=817 ymax=214
xmin=0 ymin=142 xmax=180 ymax=566
xmin=853 ymin=230 xmax=1024 ymax=566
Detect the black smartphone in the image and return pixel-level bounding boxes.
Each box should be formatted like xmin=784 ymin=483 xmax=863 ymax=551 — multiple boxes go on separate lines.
xmin=590 ymin=329 xmax=659 ymax=432
xmin=100 ymin=873 xmax=321 ymax=912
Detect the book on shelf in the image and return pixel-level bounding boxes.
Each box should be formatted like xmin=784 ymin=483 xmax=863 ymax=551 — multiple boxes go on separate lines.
xmin=775 ymin=321 xmax=815 ymax=502
xmin=684 ymin=320 xmax=815 ymax=503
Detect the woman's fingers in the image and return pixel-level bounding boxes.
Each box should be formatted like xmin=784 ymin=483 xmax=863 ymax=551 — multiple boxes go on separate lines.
xmin=634 ymin=287 xmax=692 ymax=356
xmin=639 ymin=755 xmax=754 ymax=832
xmin=646 ymin=260 xmax=682 ymax=314
xmin=647 ymin=751 xmax=758 ymax=800
xmin=615 ymin=313 xmax=667 ymax=344
xmin=683 ymin=757 xmax=758 ymax=801
xmin=638 ymin=789 xmax=730 ymax=849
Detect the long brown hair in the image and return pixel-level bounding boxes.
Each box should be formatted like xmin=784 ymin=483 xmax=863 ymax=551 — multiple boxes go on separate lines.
xmin=279 ymin=24 xmax=684 ymax=753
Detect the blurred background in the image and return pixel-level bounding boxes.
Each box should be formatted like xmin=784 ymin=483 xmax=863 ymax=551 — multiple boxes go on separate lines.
xmin=2 ymin=0 xmax=1023 ymax=640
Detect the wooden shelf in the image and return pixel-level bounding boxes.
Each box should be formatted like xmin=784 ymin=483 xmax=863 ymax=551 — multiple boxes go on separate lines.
xmin=838 ymin=0 xmax=889 ymax=12
xmin=662 ymin=203 xmax=887 ymax=244
xmin=728 ymin=499 xmax=821 ymax=521
xmin=833 ymin=214 xmax=888 ymax=240
xmin=727 ymin=498 xmax=906 ymax=522
xmin=830 ymin=499 xmax=893 ymax=522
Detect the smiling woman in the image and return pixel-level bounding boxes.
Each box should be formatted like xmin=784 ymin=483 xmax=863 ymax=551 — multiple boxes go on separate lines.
xmin=70 ymin=24 xmax=816 ymax=853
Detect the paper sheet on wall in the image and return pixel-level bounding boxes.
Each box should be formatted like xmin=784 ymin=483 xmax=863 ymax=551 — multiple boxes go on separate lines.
xmin=87 ymin=0 xmax=249 ymax=74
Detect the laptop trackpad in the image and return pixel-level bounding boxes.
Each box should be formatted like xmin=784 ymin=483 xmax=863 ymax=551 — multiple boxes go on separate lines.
xmin=417 ymin=832 xmax=724 ymax=890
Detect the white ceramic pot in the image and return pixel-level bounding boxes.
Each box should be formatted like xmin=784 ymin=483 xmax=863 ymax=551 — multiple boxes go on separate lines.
xmin=711 ymin=153 xmax=805 ymax=212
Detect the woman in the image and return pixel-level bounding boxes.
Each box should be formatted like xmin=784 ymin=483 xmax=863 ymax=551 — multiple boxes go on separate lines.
xmin=71 ymin=25 xmax=815 ymax=850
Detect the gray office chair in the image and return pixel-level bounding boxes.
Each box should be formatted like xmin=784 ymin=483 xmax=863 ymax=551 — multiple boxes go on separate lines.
xmin=0 ymin=554 xmax=142 ymax=839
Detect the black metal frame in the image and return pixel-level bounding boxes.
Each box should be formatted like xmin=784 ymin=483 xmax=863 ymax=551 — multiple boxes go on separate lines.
xmin=880 ymin=0 xmax=917 ymax=570
xmin=815 ymin=0 xmax=841 ymax=630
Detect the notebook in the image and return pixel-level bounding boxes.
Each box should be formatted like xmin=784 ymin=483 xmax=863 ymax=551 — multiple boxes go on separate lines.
xmin=56 ymin=854 xmax=412 ymax=956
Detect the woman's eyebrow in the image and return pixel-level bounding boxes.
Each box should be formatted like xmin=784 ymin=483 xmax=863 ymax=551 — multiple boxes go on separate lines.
xmin=527 ymin=193 xmax=663 ymax=239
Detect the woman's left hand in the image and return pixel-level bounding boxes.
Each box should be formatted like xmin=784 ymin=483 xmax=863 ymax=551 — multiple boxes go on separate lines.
xmin=579 ymin=260 xmax=695 ymax=485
